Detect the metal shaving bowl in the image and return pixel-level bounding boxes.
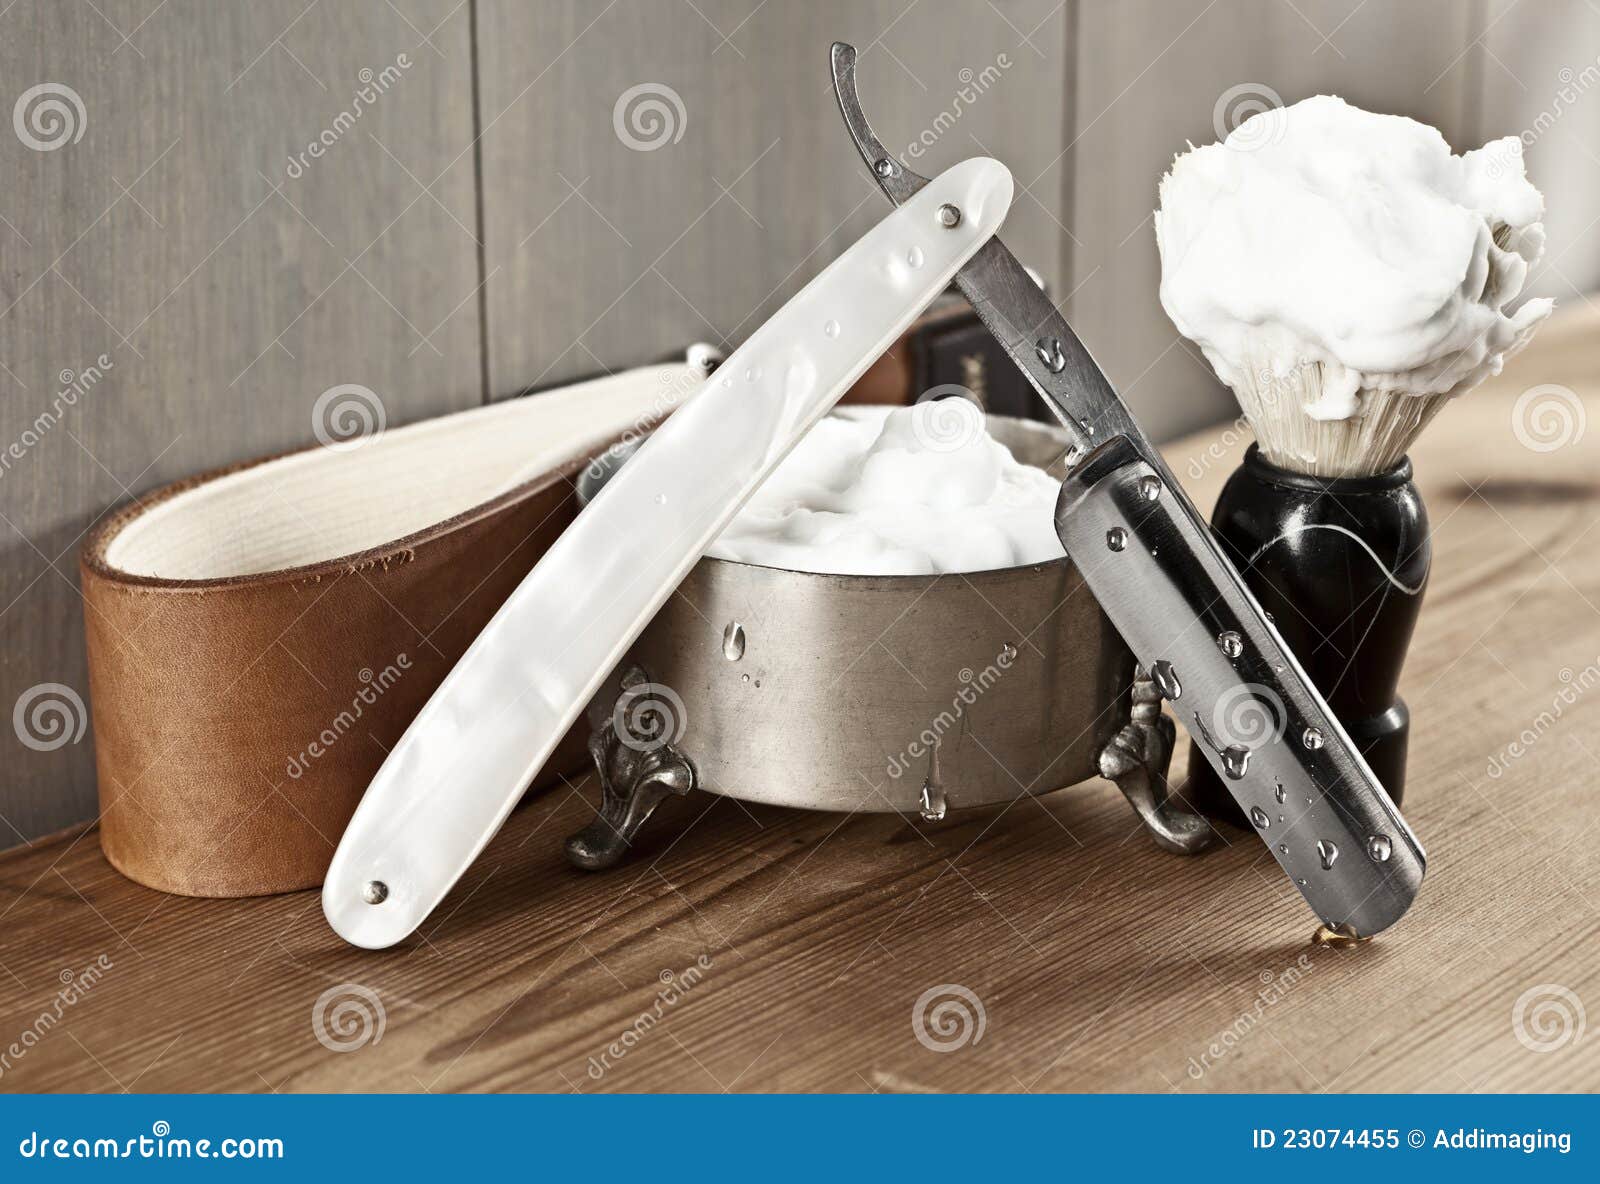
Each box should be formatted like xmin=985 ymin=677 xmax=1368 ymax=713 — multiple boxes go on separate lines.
xmin=566 ymin=411 xmax=1211 ymax=870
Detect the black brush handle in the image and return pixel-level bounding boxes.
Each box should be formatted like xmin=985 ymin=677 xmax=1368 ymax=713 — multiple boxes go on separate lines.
xmin=1185 ymin=445 xmax=1430 ymax=825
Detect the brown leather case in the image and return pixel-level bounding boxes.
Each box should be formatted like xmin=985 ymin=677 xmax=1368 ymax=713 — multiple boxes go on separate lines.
xmin=78 ymin=288 xmax=1018 ymax=899
xmin=80 ymin=448 xmax=606 ymax=898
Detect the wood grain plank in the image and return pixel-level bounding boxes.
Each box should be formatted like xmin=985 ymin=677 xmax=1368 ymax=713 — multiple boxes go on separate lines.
xmin=474 ymin=0 xmax=1071 ymax=398
xmin=2 ymin=304 xmax=1595 ymax=1094
xmin=0 ymin=0 xmax=484 ymax=841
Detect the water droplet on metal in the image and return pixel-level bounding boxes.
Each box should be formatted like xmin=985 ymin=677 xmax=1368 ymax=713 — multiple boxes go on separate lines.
xmin=1249 ymin=805 xmax=1270 ymax=829
xmin=875 ymin=158 xmax=895 ymax=177
xmin=363 ymin=880 xmax=388 ymax=905
xmin=741 ymin=674 xmax=750 ymax=683
xmin=1367 ymin=834 xmax=1393 ymax=862
xmin=1106 ymin=527 xmax=1128 ymax=552
xmin=1151 ymin=660 xmax=1182 ymax=700
xmin=1139 ymin=475 xmax=1161 ymax=501
xmin=823 ymin=319 xmax=840 ymax=338
xmin=919 ymin=781 xmax=947 ymax=822
xmin=1217 ymin=630 xmax=1243 ymax=658
xmin=1274 ymin=781 xmax=1286 ymax=804
xmin=1222 ymin=745 xmax=1250 ymax=779
xmin=1001 ymin=642 xmax=1018 ymax=661
xmin=722 ymin=621 xmax=746 ymax=661
xmin=1296 ymin=877 xmax=1308 ymax=886
xmin=1302 ymin=726 xmax=1325 ymax=750
xmin=1316 ymin=839 xmax=1339 ymax=870
xmin=906 ymin=245 xmax=925 ymax=269
xmin=653 ymin=493 xmax=667 ymax=505
xmin=1277 ymin=843 xmax=1288 ymax=855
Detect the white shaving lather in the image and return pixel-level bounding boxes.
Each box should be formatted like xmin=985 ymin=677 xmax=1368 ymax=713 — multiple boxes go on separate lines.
xmin=323 ymin=158 xmax=1014 ymax=948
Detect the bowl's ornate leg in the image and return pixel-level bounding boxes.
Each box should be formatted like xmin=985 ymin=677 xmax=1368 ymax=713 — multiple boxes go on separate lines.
xmin=1099 ymin=666 xmax=1214 ymax=855
xmin=565 ymin=666 xmax=697 ymax=871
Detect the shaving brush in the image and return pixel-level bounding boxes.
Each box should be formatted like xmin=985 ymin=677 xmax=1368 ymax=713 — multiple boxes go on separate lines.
xmin=1155 ymin=95 xmax=1554 ymax=823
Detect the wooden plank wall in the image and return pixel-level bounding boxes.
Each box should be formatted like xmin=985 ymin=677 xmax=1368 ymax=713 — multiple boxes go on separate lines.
xmin=1 ymin=0 xmax=1595 ymax=845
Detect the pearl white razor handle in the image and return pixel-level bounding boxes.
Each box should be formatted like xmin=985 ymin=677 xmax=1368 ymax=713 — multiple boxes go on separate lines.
xmin=324 ymin=157 xmax=1014 ymax=948
xmin=834 ymin=41 xmax=1424 ymax=936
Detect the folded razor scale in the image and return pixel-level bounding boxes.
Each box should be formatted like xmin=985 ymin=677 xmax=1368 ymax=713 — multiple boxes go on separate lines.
xmin=831 ymin=43 xmax=1424 ymax=937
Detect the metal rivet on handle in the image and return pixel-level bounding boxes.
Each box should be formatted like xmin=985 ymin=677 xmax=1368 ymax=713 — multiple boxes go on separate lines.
xmin=1035 ymin=337 xmax=1067 ymax=374
xmin=363 ymin=880 xmax=389 ymax=905
xmin=937 ymin=203 xmax=962 ymax=228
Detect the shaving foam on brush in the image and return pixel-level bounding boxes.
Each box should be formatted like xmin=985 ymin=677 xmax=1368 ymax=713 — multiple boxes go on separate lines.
xmin=1156 ymin=94 xmax=1552 ymax=478
xmin=1153 ymin=95 xmax=1553 ymax=820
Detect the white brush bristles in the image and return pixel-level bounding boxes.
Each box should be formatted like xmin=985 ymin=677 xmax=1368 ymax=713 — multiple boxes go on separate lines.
xmin=1231 ymin=359 xmax=1458 ymax=478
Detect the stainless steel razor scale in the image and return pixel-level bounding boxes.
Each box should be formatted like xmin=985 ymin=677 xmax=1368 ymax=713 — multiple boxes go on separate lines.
xmin=832 ymin=42 xmax=1425 ymax=936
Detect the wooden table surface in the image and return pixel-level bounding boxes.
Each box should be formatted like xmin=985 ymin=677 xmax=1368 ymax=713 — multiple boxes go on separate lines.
xmin=4 ymin=307 xmax=1598 ymax=1095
